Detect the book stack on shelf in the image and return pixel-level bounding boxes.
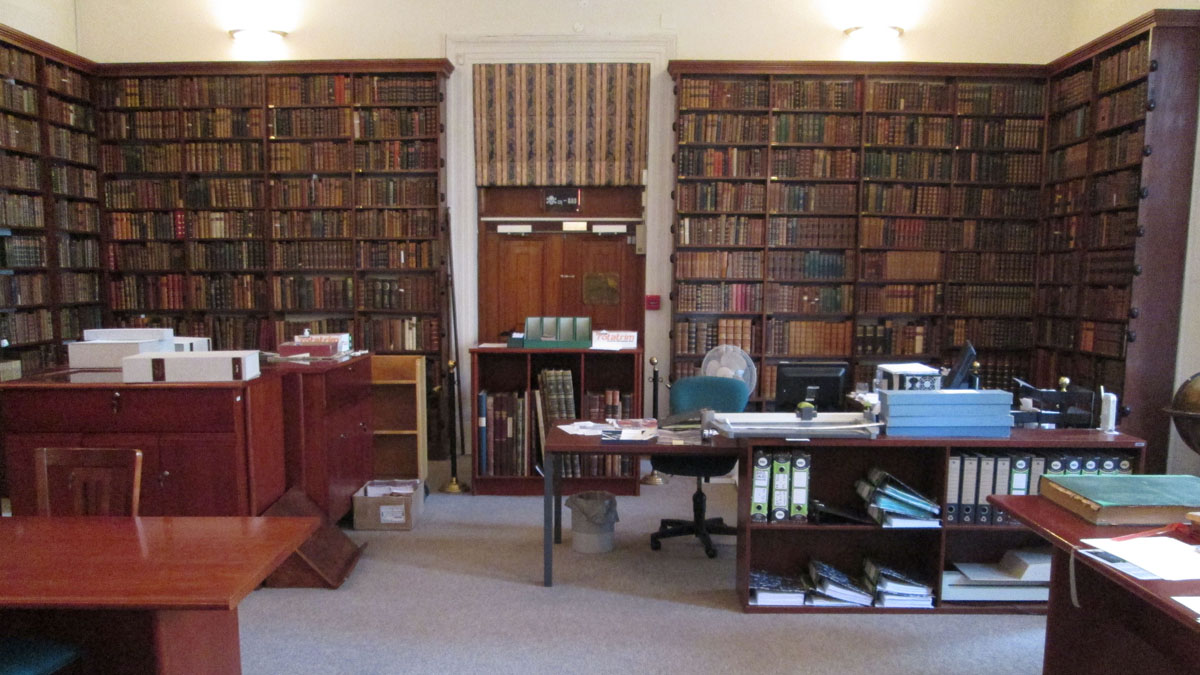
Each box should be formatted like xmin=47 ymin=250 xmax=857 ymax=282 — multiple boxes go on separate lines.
xmin=943 ymin=548 xmax=1051 ymax=602
xmin=855 ymin=467 xmax=941 ymax=528
xmin=748 ymin=569 xmax=810 ymax=607
xmin=807 ymin=559 xmax=874 ymax=607
xmin=863 ymin=558 xmax=935 ymax=609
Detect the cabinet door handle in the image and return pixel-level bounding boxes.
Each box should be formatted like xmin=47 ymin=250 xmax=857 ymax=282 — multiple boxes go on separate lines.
xmin=159 ymin=470 xmax=170 ymax=487
xmin=111 ymin=391 xmax=121 ymax=414
xmin=560 ymin=274 xmax=576 ymax=279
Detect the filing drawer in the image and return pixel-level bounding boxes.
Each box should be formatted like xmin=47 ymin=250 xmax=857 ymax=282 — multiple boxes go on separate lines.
xmin=1 ymin=387 xmax=240 ymax=433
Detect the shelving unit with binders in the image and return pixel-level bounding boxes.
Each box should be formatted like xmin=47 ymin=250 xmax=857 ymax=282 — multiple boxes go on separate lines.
xmin=470 ymin=346 xmax=643 ymax=496
xmin=737 ymin=430 xmax=1146 ymax=613
xmin=668 ymin=63 xmax=1047 ymax=404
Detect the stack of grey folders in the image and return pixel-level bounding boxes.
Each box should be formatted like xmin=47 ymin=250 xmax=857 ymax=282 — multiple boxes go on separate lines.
xmin=880 ymin=390 xmax=1013 ymax=438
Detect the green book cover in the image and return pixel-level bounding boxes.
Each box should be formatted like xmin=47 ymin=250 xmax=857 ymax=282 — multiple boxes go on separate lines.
xmin=1040 ymin=474 xmax=1200 ymax=525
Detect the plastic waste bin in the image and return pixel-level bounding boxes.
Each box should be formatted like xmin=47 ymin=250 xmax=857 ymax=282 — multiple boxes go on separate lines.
xmin=565 ymin=490 xmax=619 ymax=553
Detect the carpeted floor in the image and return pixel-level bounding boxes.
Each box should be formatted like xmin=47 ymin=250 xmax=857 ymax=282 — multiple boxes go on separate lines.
xmin=239 ymin=473 xmax=1046 ymax=674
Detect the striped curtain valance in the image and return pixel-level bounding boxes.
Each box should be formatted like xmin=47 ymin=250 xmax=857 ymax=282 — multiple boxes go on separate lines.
xmin=473 ymin=62 xmax=649 ymax=186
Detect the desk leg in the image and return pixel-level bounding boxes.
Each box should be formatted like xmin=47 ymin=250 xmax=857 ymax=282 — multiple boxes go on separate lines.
xmin=543 ymin=452 xmax=556 ymax=587
xmin=554 ymin=455 xmax=563 ymax=545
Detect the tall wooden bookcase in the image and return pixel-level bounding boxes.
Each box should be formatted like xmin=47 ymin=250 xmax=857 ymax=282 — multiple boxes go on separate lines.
xmin=0 ymin=23 xmax=455 ymax=463
xmin=669 ymin=10 xmax=1200 ymax=471
xmin=1035 ymin=12 xmax=1200 ymax=472
xmin=0 ymin=27 xmax=103 ymax=376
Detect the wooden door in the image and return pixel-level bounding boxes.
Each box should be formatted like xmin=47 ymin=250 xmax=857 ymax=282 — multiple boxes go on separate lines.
xmin=477 ymin=186 xmax=645 ymax=344
xmin=158 ymin=434 xmax=245 ymax=515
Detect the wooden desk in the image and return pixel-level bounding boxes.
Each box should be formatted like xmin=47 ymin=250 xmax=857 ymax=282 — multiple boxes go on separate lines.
xmin=991 ymin=495 xmax=1200 ymax=675
xmin=0 ymin=516 xmax=318 ymax=675
xmin=542 ymin=426 xmax=739 ymax=586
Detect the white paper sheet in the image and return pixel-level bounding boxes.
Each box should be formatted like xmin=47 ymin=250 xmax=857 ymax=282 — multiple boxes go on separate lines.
xmin=1080 ymin=536 xmax=1200 ymax=581
xmin=1170 ymin=595 xmax=1200 ymax=617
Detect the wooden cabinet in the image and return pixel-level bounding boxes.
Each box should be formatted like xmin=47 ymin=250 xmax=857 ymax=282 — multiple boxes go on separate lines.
xmin=0 ymin=370 xmax=285 ymax=516
xmin=271 ymin=354 xmax=373 ymax=521
xmin=470 ymin=346 xmax=643 ymax=496
xmin=369 ymin=354 xmax=427 ymax=480
xmin=736 ymin=429 xmax=1146 ymax=613
xmin=476 ymin=186 xmax=645 ymax=344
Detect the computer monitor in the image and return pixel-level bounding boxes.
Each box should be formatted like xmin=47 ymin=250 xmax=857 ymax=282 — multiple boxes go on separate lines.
xmin=774 ymin=361 xmax=849 ymax=412
xmin=943 ymin=341 xmax=978 ymax=389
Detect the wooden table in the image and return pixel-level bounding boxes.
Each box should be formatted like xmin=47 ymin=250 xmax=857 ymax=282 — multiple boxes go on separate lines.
xmin=990 ymin=495 xmax=1200 ymax=674
xmin=542 ymin=426 xmax=739 ymax=586
xmin=0 ymin=516 xmax=319 ymax=674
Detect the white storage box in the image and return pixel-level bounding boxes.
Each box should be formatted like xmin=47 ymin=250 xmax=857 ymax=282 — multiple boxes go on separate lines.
xmin=122 ymin=350 xmax=261 ymax=383
xmin=173 ymin=336 xmax=212 ymax=352
xmin=83 ymin=328 xmax=174 ymax=342
xmin=353 ymin=480 xmax=423 ymax=530
xmin=875 ymin=362 xmax=942 ymax=391
xmin=69 ymin=339 xmax=174 ymax=369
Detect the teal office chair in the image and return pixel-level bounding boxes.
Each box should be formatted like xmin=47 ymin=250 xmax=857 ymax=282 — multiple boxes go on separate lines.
xmin=0 ymin=637 xmax=79 ymax=675
xmin=649 ymin=376 xmax=750 ymax=558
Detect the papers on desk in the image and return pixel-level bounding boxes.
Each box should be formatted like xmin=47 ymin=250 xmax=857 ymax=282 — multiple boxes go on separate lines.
xmin=709 ymin=412 xmax=881 ymax=439
xmin=1078 ymin=548 xmax=1158 ymax=580
xmin=557 ymin=420 xmax=659 ymax=442
xmin=557 ymin=421 xmax=613 ymax=436
xmin=1170 ymin=596 xmax=1200 ymax=618
xmin=1081 ymin=536 xmax=1200 ymax=581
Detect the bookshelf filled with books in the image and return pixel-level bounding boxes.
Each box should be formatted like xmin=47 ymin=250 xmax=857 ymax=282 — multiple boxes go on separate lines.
xmin=470 ymin=346 xmax=643 ymax=496
xmin=670 ymin=12 xmax=1199 ymax=469
xmin=90 ymin=60 xmax=453 ymax=459
xmin=669 ymin=64 xmax=1047 ymax=404
xmin=0 ymin=29 xmax=101 ymax=376
xmin=738 ymin=430 xmax=1145 ymax=613
xmin=1032 ymin=14 xmax=1199 ymax=470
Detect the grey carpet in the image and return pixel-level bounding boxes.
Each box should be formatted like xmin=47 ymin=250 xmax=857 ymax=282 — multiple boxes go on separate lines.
xmin=239 ymin=474 xmax=1045 ymax=674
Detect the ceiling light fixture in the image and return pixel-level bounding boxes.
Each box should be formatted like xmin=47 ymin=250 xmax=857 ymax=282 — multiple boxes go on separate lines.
xmin=844 ymin=25 xmax=904 ymax=38
xmin=229 ymin=28 xmax=288 ymax=41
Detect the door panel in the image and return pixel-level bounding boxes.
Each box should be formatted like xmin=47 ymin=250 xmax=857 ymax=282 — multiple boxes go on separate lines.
xmin=560 ymin=236 xmax=644 ymax=333
xmin=158 ymin=434 xmax=245 ymax=516
xmin=482 ymin=234 xmax=560 ymax=342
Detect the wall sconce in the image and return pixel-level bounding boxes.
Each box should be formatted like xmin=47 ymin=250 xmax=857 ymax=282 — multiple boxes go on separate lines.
xmin=843 ymin=25 xmax=904 ymax=38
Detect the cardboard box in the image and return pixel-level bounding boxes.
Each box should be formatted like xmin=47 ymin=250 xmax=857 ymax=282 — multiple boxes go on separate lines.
xmin=122 ymin=350 xmax=261 ymax=383
xmin=353 ymin=480 xmax=423 ymax=530
xmin=173 ymin=336 xmax=212 ymax=352
xmin=69 ymin=339 xmax=174 ymax=369
xmin=83 ymin=328 xmax=174 ymax=342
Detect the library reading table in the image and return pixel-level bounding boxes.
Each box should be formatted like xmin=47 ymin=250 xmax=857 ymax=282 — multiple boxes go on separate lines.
xmin=0 ymin=516 xmax=319 ymax=674
xmin=991 ymin=495 xmax=1200 ymax=675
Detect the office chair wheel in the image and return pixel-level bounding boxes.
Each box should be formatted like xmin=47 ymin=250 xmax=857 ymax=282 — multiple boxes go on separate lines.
xmin=650 ymin=538 xmax=662 ymax=551
xmin=705 ymin=546 xmax=717 ymax=559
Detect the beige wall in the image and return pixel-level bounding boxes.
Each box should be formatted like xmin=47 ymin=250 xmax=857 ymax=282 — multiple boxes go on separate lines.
xmin=4 ymin=0 xmax=1200 ymax=469
xmin=0 ymin=0 xmax=75 ymax=51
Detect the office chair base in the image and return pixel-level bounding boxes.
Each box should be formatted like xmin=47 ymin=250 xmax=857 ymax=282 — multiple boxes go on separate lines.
xmin=650 ymin=477 xmax=737 ymax=557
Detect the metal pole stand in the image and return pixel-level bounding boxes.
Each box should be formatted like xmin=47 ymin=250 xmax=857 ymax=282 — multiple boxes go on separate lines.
xmin=641 ymin=356 xmax=668 ymax=486
xmin=441 ymin=360 xmax=470 ymax=493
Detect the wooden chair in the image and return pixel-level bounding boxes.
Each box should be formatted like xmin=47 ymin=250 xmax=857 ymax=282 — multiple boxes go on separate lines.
xmin=33 ymin=447 xmax=143 ymax=517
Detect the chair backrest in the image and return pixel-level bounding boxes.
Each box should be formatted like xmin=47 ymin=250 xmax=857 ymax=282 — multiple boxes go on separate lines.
xmin=669 ymin=376 xmax=751 ymax=416
xmin=34 ymin=447 xmax=143 ymax=516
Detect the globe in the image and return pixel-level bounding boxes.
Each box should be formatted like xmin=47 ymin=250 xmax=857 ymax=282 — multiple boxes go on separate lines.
xmin=1167 ymin=372 xmax=1200 ymax=455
